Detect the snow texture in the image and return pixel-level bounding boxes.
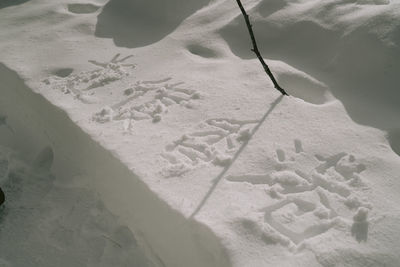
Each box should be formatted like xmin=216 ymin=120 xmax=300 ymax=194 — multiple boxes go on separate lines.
xmin=0 ymin=0 xmax=400 ymax=266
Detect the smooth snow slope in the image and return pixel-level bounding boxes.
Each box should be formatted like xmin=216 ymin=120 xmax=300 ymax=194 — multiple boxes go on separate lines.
xmin=0 ymin=0 xmax=400 ymax=266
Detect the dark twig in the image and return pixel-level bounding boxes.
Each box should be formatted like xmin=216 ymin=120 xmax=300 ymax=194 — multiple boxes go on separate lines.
xmin=235 ymin=0 xmax=288 ymax=96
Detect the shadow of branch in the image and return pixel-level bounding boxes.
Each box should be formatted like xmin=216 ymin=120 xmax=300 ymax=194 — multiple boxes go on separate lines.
xmin=189 ymin=95 xmax=284 ymax=219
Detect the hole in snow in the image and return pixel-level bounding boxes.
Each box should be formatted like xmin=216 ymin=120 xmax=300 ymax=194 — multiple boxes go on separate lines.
xmin=277 ymin=71 xmax=331 ymax=105
xmin=52 ymin=68 xmax=73 ymax=78
xmin=187 ymin=44 xmax=218 ymax=58
xmin=68 ymin=3 xmax=100 ymax=14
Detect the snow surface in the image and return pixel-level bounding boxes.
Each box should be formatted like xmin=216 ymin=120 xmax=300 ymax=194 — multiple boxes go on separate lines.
xmin=0 ymin=144 xmax=156 ymax=267
xmin=0 ymin=0 xmax=400 ymax=266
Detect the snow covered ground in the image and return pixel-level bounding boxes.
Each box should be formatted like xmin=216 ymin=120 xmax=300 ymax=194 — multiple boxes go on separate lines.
xmin=0 ymin=0 xmax=399 ymax=266
xmin=0 ymin=143 xmax=156 ymax=267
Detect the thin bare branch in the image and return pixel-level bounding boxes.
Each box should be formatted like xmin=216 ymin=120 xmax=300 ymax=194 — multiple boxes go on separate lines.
xmin=235 ymin=0 xmax=288 ymax=96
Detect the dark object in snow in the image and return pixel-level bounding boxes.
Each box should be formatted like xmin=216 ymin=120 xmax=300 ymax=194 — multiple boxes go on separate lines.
xmin=0 ymin=187 xmax=4 ymax=207
xmin=235 ymin=0 xmax=288 ymax=96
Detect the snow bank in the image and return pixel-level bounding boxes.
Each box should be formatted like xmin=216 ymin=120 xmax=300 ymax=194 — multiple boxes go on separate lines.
xmin=0 ymin=63 xmax=229 ymax=267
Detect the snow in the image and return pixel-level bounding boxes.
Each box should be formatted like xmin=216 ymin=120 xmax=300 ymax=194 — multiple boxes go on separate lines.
xmin=0 ymin=144 xmax=156 ymax=267
xmin=0 ymin=0 xmax=399 ymax=266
